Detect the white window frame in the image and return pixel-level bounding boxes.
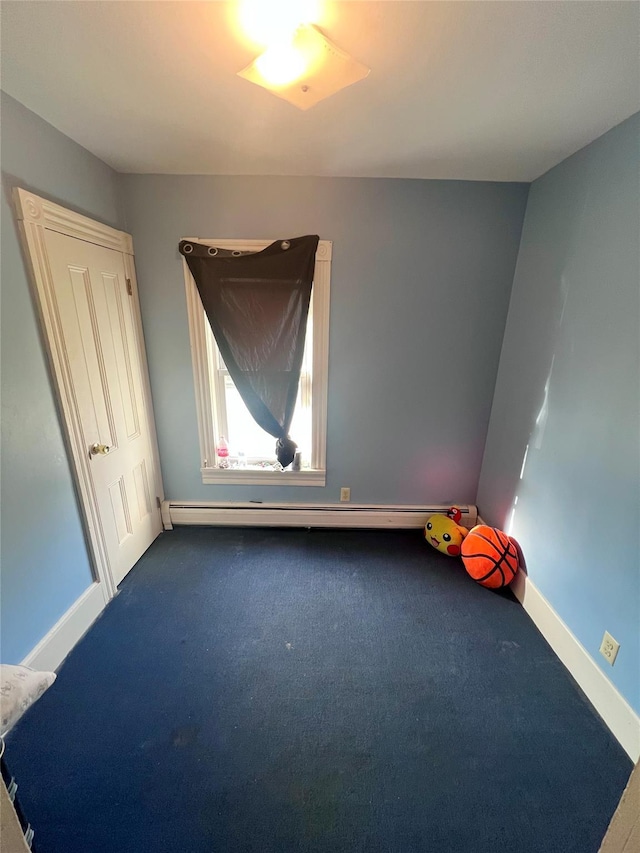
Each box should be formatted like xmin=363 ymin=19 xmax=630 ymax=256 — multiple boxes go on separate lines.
xmin=183 ymin=238 xmax=331 ymax=486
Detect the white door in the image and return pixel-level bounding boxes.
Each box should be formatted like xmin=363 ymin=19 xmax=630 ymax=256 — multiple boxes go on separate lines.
xmin=45 ymin=230 xmax=162 ymax=586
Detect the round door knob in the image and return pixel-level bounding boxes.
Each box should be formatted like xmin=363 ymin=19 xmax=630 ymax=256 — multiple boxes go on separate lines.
xmin=90 ymin=443 xmax=111 ymax=457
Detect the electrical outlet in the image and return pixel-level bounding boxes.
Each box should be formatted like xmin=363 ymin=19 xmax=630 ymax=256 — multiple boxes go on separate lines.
xmin=340 ymin=487 xmax=351 ymax=502
xmin=599 ymin=631 xmax=620 ymax=666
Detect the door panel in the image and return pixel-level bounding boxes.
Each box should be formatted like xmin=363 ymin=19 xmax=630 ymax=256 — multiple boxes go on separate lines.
xmin=45 ymin=230 xmax=161 ymax=586
xmin=133 ymin=460 xmax=152 ymax=521
xmin=103 ymin=271 xmax=141 ymax=440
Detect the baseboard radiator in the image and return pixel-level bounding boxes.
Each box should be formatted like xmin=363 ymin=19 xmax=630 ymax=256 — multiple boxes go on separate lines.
xmin=161 ymin=501 xmax=478 ymax=531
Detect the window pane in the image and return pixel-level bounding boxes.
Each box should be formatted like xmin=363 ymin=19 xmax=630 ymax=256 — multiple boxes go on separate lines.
xmin=214 ymin=311 xmax=313 ymax=467
xmin=224 ymin=375 xmax=276 ymax=458
xmin=224 ymin=376 xmax=312 ymax=465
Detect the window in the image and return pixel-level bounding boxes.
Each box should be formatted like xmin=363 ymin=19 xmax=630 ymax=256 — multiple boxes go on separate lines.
xmin=183 ymin=238 xmax=331 ymax=485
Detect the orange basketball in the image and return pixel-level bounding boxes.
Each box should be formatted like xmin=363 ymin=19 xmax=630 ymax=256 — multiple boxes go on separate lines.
xmin=460 ymin=525 xmax=519 ymax=589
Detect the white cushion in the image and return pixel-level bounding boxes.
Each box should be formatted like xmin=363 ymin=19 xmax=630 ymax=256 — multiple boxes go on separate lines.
xmin=0 ymin=665 xmax=56 ymax=735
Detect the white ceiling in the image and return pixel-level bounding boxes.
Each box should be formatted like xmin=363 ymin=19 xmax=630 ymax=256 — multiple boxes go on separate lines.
xmin=2 ymin=1 xmax=639 ymax=181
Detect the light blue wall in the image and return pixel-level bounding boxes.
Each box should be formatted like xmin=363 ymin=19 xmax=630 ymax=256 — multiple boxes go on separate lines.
xmin=1 ymin=92 xmax=125 ymax=663
xmin=120 ymin=175 xmax=529 ymax=506
xmin=477 ymin=113 xmax=640 ymax=712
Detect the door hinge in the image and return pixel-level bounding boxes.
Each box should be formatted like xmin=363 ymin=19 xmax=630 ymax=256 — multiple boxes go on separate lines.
xmin=156 ymin=496 xmax=161 ymax=509
xmin=126 ymin=278 xmax=133 ymax=296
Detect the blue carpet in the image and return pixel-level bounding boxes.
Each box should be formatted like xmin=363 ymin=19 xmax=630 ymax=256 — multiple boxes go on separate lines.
xmin=6 ymin=527 xmax=632 ymax=852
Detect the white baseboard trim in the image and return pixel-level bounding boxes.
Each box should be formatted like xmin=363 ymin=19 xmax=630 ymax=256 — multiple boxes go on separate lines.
xmin=511 ymin=570 xmax=640 ymax=762
xmin=21 ymin=582 xmax=107 ymax=673
xmin=163 ymin=501 xmax=478 ymax=531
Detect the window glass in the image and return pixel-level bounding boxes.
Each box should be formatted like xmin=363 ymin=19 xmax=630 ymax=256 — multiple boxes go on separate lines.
xmin=208 ymin=310 xmax=313 ymax=468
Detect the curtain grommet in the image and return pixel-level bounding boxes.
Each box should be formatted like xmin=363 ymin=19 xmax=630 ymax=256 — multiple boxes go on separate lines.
xmin=207 ymin=247 xmax=219 ymax=256
xmin=281 ymin=240 xmax=291 ymax=250
xmin=232 ymin=250 xmax=242 ymax=257
xmin=182 ymin=243 xmax=193 ymax=254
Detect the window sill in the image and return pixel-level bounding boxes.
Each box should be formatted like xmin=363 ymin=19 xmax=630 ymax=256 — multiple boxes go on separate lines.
xmin=201 ymin=467 xmax=326 ymax=486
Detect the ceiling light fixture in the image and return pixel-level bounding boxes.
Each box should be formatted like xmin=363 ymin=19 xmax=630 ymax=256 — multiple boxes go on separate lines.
xmin=238 ymin=23 xmax=370 ymax=110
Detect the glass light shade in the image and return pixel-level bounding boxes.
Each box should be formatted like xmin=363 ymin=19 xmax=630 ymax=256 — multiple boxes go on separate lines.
xmin=238 ymin=24 xmax=370 ymax=110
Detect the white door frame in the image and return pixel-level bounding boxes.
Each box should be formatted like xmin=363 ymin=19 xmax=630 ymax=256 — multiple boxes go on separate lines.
xmin=13 ymin=187 xmax=164 ymax=605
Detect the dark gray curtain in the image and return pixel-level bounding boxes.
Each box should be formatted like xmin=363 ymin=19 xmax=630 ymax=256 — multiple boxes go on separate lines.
xmin=179 ymin=235 xmax=319 ymax=467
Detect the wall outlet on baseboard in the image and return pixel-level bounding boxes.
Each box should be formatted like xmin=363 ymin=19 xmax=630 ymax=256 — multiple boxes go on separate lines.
xmin=340 ymin=487 xmax=351 ymax=502
xmin=599 ymin=631 xmax=620 ymax=666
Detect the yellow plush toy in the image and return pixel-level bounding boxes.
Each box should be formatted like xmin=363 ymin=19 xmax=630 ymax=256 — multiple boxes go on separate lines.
xmin=424 ymin=507 xmax=469 ymax=556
